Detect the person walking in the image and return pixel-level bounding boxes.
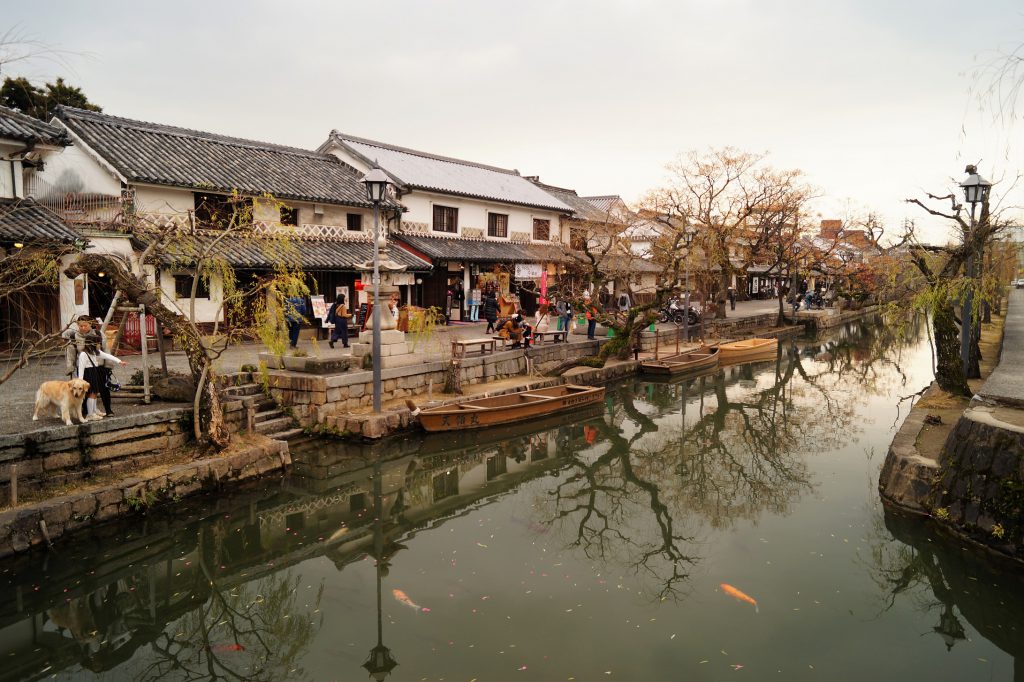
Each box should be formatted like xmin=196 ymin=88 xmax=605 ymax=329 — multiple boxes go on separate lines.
xmin=585 ymin=298 xmax=598 ymax=340
xmin=727 ymin=286 xmax=736 ymax=311
xmin=483 ymin=291 xmax=499 ymax=334
xmin=285 ymin=295 xmax=307 ymax=349
xmin=326 ymin=295 xmax=351 ymax=349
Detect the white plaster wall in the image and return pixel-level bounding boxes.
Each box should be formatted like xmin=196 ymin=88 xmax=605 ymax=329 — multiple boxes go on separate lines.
xmin=134 ymin=184 xmax=195 ymax=214
xmin=157 ymin=269 xmax=224 ymax=323
xmin=0 ymin=160 xmax=21 ymax=199
xmin=400 ymin=191 xmax=563 ymax=244
xmin=58 ymin=234 xmax=137 ymax=324
xmin=31 ymin=140 xmax=121 ymax=196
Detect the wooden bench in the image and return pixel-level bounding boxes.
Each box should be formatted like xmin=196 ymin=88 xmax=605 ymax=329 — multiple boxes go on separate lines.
xmin=533 ymin=330 xmax=568 ymax=345
xmin=451 ymin=337 xmax=496 ymax=358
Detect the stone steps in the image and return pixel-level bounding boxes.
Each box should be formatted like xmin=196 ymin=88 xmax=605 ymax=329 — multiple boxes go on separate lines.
xmin=255 ymin=416 xmax=294 ymax=435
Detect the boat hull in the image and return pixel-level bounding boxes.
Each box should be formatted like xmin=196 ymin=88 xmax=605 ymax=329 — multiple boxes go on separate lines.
xmin=418 ymin=384 xmax=606 ymax=432
xmin=715 ymin=338 xmax=779 ymax=365
xmin=641 ymin=347 xmax=720 ymax=375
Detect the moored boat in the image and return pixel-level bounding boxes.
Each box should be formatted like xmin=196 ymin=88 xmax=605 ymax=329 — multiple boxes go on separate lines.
xmin=714 ymin=337 xmax=779 ymax=364
xmin=417 ymin=384 xmax=606 ymax=432
xmin=641 ymin=346 xmax=719 ymax=376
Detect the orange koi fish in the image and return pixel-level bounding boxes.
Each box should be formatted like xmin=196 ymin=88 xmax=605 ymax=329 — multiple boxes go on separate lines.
xmin=719 ymin=583 xmax=759 ymax=613
xmin=393 ymin=588 xmax=430 ymax=612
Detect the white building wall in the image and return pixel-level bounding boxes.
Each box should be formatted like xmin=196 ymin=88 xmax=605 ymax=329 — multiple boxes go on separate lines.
xmin=58 ymin=234 xmax=137 ymax=324
xmin=399 ymin=191 xmax=562 ymax=244
xmin=30 ymin=139 xmax=121 ymax=197
xmin=157 ymin=269 xmax=224 ymax=323
xmin=134 ymin=184 xmax=194 ymax=214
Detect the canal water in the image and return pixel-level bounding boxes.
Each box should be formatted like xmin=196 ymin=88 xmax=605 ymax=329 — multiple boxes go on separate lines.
xmin=0 ymin=319 xmax=1022 ymax=681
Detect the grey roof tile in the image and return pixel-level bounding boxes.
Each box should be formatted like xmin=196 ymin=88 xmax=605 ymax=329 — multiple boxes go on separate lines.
xmin=395 ymin=232 xmax=571 ymax=264
xmin=143 ymin=232 xmax=431 ymax=272
xmin=56 ymin=107 xmax=388 ymax=209
xmin=0 ymin=106 xmax=69 ymax=146
xmin=526 ymin=179 xmax=609 ymax=222
xmin=328 ymin=132 xmax=572 ymax=213
xmin=0 ymin=199 xmax=81 ymax=243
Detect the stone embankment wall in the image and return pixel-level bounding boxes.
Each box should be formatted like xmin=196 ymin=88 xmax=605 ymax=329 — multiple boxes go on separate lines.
xmin=928 ymin=408 xmax=1024 ymax=554
xmin=0 ymin=409 xmax=191 ymax=505
xmin=0 ymin=439 xmax=289 ymax=559
xmin=268 ymin=339 xmax=605 ymax=427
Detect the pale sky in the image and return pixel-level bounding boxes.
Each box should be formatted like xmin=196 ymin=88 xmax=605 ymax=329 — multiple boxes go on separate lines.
xmin=3 ymin=0 xmax=1023 ymax=242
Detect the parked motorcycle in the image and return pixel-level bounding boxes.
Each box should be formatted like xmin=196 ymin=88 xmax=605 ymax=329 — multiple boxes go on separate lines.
xmin=659 ymin=298 xmax=701 ymax=326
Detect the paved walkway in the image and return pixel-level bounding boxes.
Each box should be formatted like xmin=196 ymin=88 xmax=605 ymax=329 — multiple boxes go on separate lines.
xmin=978 ymin=288 xmax=1023 ymax=405
xmin=0 ymin=299 xmax=779 ymax=434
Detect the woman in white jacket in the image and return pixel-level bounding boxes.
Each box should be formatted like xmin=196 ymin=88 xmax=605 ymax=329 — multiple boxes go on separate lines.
xmin=77 ymin=339 xmax=126 ymax=420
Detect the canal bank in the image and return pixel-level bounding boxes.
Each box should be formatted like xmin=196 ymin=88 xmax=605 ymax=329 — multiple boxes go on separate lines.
xmin=880 ymin=291 xmax=1024 ymax=562
xmin=2 ymin=318 xmax=1021 ymax=680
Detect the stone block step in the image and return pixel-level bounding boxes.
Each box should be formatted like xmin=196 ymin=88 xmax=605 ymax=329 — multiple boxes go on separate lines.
xmin=268 ymin=427 xmax=305 ymax=442
xmin=254 ymin=409 xmax=284 ymax=423
xmin=255 ymin=417 xmax=294 ymax=434
xmin=223 ymin=383 xmax=262 ymax=397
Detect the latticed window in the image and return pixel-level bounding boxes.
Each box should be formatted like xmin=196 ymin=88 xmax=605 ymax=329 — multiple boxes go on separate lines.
xmin=279 ymin=206 xmax=298 ymax=226
xmin=488 ymin=213 xmax=508 ymax=238
xmin=193 ymin=193 xmax=252 ymax=229
xmin=533 ymin=218 xmax=550 ymax=241
xmin=433 ymin=205 xmax=458 ymax=233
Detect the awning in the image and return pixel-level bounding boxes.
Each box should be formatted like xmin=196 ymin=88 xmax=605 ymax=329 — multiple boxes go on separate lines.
xmin=140 ymin=232 xmax=432 ymax=272
xmin=395 ymin=233 xmax=572 ymax=264
xmin=0 ymin=199 xmax=82 ymax=244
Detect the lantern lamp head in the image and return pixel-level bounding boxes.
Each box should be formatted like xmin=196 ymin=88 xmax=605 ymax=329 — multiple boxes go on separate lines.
xmin=362 ymin=167 xmax=391 ymax=204
xmin=960 ymin=164 xmax=992 ymax=206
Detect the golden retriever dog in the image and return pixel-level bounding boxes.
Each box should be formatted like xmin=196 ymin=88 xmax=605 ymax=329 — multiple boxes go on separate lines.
xmin=32 ymin=378 xmax=91 ymax=426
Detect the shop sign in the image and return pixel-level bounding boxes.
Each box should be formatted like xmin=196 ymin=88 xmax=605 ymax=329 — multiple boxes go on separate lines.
xmin=514 ymin=263 xmax=543 ymax=279
xmin=391 ymin=272 xmax=415 ymax=286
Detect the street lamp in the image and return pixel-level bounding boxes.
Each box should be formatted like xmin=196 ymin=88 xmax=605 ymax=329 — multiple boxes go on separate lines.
xmin=958 ymin=165 xmax=993 ymax=379
xmin=681 ymin=226 xmax=696 ymax=343
xmin=362 ymin=168 xmax=391 ymax=413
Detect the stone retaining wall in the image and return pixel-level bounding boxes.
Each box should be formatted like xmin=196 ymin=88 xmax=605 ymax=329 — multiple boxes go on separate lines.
xmin=0 ymin=439 xmax=290 ymax=559
xmin=267 ymin=339 xmax=605 ymax=427
xmin=878 ymin=384 xmax=939 ymax=514
xmin=928 ymin=407 xmax=1024 ymax=555
xmin=0 ymin=409 xmax=191 ymax=505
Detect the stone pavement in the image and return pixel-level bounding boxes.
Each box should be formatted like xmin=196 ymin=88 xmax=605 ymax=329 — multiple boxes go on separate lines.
xmin=977 ymin=288 xmax=1023 ymax=406
xmin=0 ymin=300 xmax=776 ymax=435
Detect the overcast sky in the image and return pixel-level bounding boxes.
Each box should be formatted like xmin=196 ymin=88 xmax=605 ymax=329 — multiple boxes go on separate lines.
xmin=4 ymin=0 xmax=1023 ymax=241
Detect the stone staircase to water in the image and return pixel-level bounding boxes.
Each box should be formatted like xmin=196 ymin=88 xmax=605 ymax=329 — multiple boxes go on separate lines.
xmin=221 ymin=381 xmax=305 ymax=442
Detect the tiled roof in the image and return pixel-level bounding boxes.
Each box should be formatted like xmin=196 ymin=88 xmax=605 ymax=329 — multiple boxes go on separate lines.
xmin=144 ymin=233 xmax=432 ymax=272
xmin=395 ymin=233 xmax=571 ymax=264
xmin=0 ymin=199 xmax=81 ymax=244
xmin=582 ymin=195 xmax=623 ymax=214
xmin=325 ymin=132 xmax=572 ymax=213
xmin=526 ymin=179 xmax=608 ymax=222
xmin=56 ymin=107 xmax=389 ymax=209
xmin=0 ymin=106 xmax=69 ymax=146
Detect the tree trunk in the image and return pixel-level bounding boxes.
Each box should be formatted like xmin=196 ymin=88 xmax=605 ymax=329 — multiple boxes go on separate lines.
xmin=716 ymin=271 xmax=729 ymax=319
xmin=933 ymin=300 xmax=970 ymax=396
xmin=64 ymin=254 xmax=230 ymax=448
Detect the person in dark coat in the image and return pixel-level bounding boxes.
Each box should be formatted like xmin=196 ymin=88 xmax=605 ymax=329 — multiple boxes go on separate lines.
xmin=285 ymin=296 xmax=306 ymax=348
xmin=326 ymin=295 xmax=350 ymax=349
xmin=483 ymin=292 xmax=499 ymax=333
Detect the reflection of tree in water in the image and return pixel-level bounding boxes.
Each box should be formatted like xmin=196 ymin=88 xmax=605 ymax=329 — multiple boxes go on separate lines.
xmin=69 ymin=524 xmax=327 ymax=682
xmin=540 ymin=320 xmax=920 ymax=599
xmin=541 ymin=385 xmax=700 ymax=602
xmin=865 ymin=508 xmax=1024 ymax=675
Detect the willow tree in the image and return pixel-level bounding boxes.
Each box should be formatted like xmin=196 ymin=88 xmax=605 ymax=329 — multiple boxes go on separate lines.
xmin=902 ymin=178 xmax=1008 ymax=395
xmin=66 ymin=191 xmax=305 ymax=448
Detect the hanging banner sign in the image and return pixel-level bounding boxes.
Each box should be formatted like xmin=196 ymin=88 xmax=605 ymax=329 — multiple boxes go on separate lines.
xmin=514 ymin=263 xmax=543 ymax=279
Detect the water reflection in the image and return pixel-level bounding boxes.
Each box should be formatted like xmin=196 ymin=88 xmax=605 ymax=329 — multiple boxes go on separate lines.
xmin=874 ymin=509 xmax=1024 ymax=678
xmin=0 ymin=316 xmax=1018 ymax=680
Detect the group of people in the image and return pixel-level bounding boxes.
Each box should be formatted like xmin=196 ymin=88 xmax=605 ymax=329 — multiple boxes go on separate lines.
xmin=62 ymin=315 xmax=128 ymax=421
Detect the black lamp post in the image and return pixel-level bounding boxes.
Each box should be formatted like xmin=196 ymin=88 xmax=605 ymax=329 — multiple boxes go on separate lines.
xmin=958 ymin=165 xmax=992 ymax=379
xmin=362 ymin=168 xmax=391 ymax=413
xmin=363 ymin=458 xmax=398 ymax=680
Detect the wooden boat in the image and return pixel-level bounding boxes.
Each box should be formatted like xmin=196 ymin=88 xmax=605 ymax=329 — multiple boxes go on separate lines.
xmin=715 ymin=337 xmax=779 ymax=364
xmin=642 ymin=346 xmax=719 ymax=376
xmin=417 ymin=384 xmax=606 ymax=432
